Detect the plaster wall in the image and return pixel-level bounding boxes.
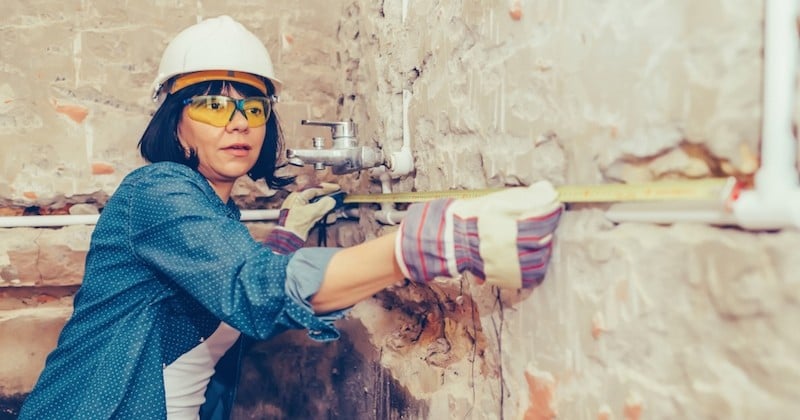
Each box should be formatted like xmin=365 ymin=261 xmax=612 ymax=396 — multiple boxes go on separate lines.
xmin=1 ymin=1 xmax=799 ymax=419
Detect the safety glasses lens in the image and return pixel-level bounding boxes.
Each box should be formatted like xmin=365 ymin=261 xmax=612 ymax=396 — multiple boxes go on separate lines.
xmin=185 ymin=96 xmax=272 ymax=128
xmin=242 ymin=99 xmax=268 ymax=126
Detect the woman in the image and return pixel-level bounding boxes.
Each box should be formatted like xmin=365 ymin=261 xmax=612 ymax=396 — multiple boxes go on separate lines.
xmin=18 ymin=15 xmax=562 ymax=420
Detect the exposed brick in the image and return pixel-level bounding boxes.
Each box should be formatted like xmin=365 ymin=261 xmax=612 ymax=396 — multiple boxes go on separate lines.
xmin=524 ymin=370 xmax=557 ymax=420
xmin=623 ymin=393 xmax=643 ymax=420
xmin=7 ymin=245 xmax=87 ymax=287
xmin=91 ymin=162 xmax=115 ymax=175
xmin=0 ymin=208 xmax=23 ymax=217
xmin=52 ymin=101 xmax=89 ymax=124
xmin=509 ymin=1 xmax=523 ymax=20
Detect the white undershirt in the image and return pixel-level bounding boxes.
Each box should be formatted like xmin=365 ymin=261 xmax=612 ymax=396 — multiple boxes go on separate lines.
xmin=162 ymin=322 xmax=241 ymax=420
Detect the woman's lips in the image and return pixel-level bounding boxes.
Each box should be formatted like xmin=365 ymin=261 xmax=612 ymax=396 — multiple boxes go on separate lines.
xmin=222 ymin=144 xmax=251 ymax=157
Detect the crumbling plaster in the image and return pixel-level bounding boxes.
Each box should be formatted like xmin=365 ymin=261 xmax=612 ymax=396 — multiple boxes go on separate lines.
xmin=1 ymin=0 xmax=800 ymax=419
xmin=320 ymin=0 xmax=800 ymax=418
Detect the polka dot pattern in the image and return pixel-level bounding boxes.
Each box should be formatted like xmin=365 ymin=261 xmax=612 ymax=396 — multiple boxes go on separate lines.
xmin=18 ymin=162 xmax=342 ymax=419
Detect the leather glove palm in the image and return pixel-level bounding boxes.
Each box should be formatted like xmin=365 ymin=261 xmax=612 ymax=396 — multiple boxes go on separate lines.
xmin=264 ymin=183 xmax=340 ymax=254
xmin=396 ymin=181 xmax=563 ymax=289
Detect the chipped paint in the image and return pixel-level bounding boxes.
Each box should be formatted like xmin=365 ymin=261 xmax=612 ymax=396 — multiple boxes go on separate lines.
xmin=523 ymin=369 xmax=557 ymax=420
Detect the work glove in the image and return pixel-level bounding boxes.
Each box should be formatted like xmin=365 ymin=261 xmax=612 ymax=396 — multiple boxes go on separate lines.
xmin=395 ymin=181 xmax=563 ymax=289
xmin=263 ymin=183 xmax=340 ymax=254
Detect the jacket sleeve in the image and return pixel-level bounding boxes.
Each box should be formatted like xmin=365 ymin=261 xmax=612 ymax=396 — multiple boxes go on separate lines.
xmin=127 ymin=166 xmax=340 ymax=341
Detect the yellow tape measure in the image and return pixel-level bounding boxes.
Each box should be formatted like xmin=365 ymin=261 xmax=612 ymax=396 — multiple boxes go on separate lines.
xmin=343 ymin=178 xmax=732 ymax=204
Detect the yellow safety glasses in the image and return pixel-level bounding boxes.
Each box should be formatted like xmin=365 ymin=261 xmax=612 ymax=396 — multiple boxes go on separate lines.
xmin=183 ymin=95 xmax=276 ymax=128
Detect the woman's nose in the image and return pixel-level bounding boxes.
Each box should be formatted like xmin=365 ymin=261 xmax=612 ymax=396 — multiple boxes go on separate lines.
xmin=226 ymin=108 xmax=250 ymax=130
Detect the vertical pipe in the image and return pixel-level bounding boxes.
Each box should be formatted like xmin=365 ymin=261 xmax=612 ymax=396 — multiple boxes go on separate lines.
xmin=731 ymin=0 xmax=800 ymax=229
xmin=402 ymin=89 xmax=411 ymax=151
xmin=756 ymin=0 xmax=800 ymax=193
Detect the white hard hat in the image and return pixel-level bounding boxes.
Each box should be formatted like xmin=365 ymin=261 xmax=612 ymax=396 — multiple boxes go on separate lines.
xmin=150 ymin=15 xmax=283 ymax=103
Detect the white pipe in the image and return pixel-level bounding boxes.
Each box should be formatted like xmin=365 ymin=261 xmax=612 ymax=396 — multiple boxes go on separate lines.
xmin=755 ymin=0 xmax=799 ymax=193
xmin=605 ymin=201 xmax=738 ymax=225
xmin=386 ymin=89 xmax=415 ymax=177
xmin=374 ymin=171 xmax=409 ymax=225
xmin=730 ymin=0 xmax=800 ymax=230
xmin=0 ymin=209 xmax=281 ymax=228
xmin=0 ymin=214 xmax=102 ymax=228
xmin=337 ymin=207 xmax=360 ymax=220
xmin=371 ymin=89 xmax=414 ymax=225
xmin=240 ymin=209 xmax=282 ymax=222
xmin=402 ymin=89 xmax=411 ymax=151
xmin=375 ymin=207 xmax=408 ymax=225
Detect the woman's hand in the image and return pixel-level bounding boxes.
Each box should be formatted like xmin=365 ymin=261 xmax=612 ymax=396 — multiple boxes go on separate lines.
xmin=263 ymin=183 xmax=340 ymax=254
xmin=395 ymin=181 xmax=563 ymax=289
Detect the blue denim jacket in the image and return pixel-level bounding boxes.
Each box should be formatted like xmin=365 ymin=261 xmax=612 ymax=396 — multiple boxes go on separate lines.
xmin=19 ymin=162 xmax=344 ymax=419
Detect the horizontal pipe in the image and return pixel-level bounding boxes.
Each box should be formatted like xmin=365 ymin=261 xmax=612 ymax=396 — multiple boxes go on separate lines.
xmin=0 ymin=209 xmax=282 ymax=228
xmin=374 ymin=209 xmax=408 ymax=225
xmin=604 ymin=200 xmax=738 ymax=225
xmin=240 ymin=209 xmax=282 ymax=222
xmin=0 ymin=214 xmax=101 ymax=228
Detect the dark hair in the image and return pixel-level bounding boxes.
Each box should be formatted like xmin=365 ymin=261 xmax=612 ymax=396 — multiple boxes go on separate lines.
xmin=138 ymin=80 xmax=293 ymax=189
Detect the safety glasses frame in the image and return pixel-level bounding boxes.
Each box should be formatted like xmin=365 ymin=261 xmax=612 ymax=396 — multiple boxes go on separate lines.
xmin=182 ymin=95 xmax=277 ymax=128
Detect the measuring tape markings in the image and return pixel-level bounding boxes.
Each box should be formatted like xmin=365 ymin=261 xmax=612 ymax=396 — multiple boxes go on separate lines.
xmin=342 ymin=178 xmax=733 ymax=204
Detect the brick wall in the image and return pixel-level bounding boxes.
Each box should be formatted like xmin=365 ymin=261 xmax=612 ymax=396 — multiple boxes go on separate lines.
xmin=2 ymin=1 xmax=800 ymax=419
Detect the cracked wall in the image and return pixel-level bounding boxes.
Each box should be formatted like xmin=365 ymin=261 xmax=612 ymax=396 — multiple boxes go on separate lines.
xmin=2 ymin=1 xmax=800 ymax=419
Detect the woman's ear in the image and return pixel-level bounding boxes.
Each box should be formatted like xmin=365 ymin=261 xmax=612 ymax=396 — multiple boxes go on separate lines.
xmin=175 ymin=125 xmax=187 ymax=148
xmin=174 ymin=126 xmax=192 ymax=159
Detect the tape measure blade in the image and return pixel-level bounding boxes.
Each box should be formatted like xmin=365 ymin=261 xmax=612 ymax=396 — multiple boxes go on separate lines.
xmin=342 ymin=188 xmax=502 ymax=203
xmin=342 ymin=178 xmax=730 ymax=204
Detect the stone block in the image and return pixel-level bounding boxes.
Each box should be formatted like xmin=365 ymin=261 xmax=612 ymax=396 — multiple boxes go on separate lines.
xmin=0 ymin=306 xmax=71 ymax=396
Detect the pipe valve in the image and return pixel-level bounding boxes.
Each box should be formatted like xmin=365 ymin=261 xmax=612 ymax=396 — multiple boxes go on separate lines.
xmin=286 ymin=120 xmax=384 ymax=174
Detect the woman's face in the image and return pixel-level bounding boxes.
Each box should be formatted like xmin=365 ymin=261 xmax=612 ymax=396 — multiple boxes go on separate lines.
xmin=176 ymin=86 xmax=266 ymax=191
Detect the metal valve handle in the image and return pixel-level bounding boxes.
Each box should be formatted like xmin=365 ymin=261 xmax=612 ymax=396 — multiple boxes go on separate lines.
xmin=301 ymin=120 xmax=357 ymax=140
